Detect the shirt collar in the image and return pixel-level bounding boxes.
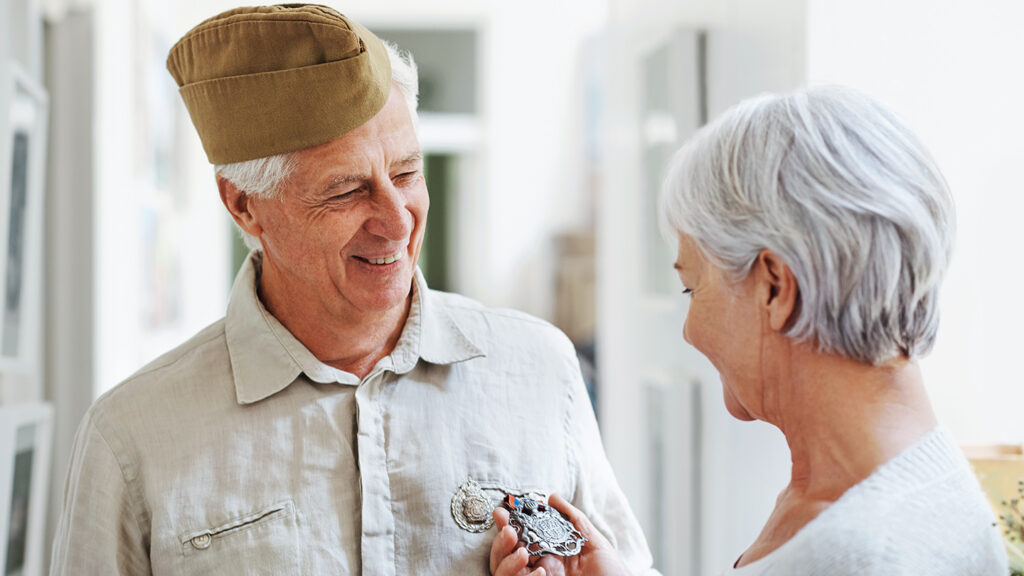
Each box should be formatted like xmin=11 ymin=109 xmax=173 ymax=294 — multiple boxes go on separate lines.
xmin=411 ymin=267 xmax=486 ymax=366
xmin=226 ymin=251 xmax=484 ymax=405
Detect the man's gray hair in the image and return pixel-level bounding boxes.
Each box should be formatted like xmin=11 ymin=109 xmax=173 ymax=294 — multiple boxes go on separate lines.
xmin=659 ymin=86 xmax=954 ymax=365
xmin=217 ymin=41 xmax=419 ymax=250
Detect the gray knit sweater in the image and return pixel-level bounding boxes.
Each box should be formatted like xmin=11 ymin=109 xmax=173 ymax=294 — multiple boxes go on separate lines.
xmin=722 ymin=427 xmax=1008 ymax=576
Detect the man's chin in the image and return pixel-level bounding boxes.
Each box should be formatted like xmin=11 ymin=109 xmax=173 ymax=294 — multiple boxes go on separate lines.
xmin=350 ymin=274 xmax=415 ymax=312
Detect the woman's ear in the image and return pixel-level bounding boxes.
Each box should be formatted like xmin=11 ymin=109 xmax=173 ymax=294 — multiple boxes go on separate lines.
xmin=755 ymin=249 xmax=800 ymax=332
xmin=217 ymin=176 xmax=262 ymax=238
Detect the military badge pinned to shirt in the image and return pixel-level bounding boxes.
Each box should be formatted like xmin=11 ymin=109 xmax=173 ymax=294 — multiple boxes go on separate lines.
xmin=503 ymin=494 xmax=587 ymax=557
xmin=451 ymin=477 xmax=499 ymax=532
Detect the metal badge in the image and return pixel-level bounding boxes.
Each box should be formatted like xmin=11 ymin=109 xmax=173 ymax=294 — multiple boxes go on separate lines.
xmin=451 ymin=477 xmax=499 ymax=533
xmin=504 ymin=495 xmax=587 ymax=557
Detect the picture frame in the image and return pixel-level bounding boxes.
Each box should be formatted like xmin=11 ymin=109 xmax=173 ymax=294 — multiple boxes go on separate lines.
xmin=0 ymin=61 xmax=47 ymax=373
xmin=0 ymin=403 xmax=52 ymax=576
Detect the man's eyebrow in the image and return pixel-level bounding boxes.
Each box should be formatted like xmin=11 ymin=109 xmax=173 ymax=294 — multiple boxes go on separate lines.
xmin=394 ymin=152 xmax=423 ymax=168
xmin=673 ymin=262 xmax=683 ymax=271
xmin=322 ymin=173 xmax=368 ymax=193
xmin=320 ymin=153 xmax=423 ymax=194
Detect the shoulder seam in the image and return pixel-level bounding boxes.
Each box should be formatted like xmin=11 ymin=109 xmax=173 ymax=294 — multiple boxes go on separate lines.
xmin=88 ymin=415 xmax=150 ymax=553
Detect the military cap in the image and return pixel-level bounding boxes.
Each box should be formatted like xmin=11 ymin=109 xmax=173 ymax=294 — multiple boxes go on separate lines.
xmin=167 ymin=4 xmax=391 ymax=164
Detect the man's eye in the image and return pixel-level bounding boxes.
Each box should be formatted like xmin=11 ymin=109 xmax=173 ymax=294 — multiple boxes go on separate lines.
xmin=393 ymin=171 xmax=419 ymax=184
xmin=328 ymin=187 xmax=361 ymax=200
xmin=682 ymin=288 xmax=693 ymax=296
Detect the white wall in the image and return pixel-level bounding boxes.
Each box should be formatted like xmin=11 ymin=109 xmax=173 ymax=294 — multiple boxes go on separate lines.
xmin=807 ymin=0 xmax=1024 ymax=445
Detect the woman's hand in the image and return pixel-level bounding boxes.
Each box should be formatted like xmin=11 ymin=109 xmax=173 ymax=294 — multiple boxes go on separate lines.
xmin=489 ymin=493 xmax=633 ymax=576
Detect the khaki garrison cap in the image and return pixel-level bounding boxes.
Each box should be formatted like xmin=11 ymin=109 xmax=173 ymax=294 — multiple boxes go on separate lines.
xmin=167 ymin=4 xmax=392 ymax=164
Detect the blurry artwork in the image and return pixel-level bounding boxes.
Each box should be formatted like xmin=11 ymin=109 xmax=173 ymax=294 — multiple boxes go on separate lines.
xmin=0 ymin=404 xmax=51 ymax=576
xmin=4 ymin=424 xmax=34 ymax=576
xmin=0 ymin=62 xmax=46 ymax=372
xmin=2 ymin=131 xmax=27 ymax=357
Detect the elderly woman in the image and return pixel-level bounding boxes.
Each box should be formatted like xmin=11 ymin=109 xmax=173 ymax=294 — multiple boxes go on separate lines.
xmin=490 ymin=87 xmax=1007 ymax=576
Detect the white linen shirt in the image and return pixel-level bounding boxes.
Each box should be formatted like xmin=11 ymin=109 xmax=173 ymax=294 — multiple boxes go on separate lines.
xmin=51 ymin=251 xmax=655 ymax=575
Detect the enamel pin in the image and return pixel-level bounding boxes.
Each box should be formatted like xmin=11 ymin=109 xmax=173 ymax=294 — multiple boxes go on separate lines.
xmin=503 ymin=494 xmax=587 ymax=557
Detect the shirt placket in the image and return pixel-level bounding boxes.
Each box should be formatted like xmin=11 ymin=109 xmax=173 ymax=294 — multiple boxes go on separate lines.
xmin=355 ymin=368 xmax=397 ymax=576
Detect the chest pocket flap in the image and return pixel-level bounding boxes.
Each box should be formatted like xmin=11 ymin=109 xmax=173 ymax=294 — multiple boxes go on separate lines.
xmin=178 ymin=500 xmax=300 ymax=575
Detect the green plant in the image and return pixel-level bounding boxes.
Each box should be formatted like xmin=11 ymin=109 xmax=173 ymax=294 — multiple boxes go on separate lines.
xmin=997 ymin=479 xmax=1024 ymax=575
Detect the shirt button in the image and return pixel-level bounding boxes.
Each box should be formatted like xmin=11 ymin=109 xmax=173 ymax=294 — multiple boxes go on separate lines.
xmin=191 ymin=533 xmax=212 ymax=550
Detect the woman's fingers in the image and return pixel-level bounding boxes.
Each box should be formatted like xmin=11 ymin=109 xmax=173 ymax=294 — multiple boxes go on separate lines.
xmin=494 ymin=506 xmax=511 ymax=529
xmin=489 ymin=520 xmax=520 ymax=575
xmin=493 ymin=547 xmax=536 ymax=576
xmin=547 ymin=494 xmax=612 ymax=549
xmin=536 ymin=554 xmax=568 ymax=576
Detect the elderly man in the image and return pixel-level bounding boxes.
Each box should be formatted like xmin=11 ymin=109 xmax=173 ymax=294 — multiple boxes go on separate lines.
xmin=50 ymin=4 xmax=655 ymax=575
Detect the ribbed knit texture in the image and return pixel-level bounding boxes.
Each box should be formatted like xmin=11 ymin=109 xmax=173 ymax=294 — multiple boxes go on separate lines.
xmin=723 ymin=427 xmax=1008 ymax=575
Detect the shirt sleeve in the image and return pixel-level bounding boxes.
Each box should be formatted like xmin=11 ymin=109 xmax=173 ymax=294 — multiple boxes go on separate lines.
xmin=50 ymin=410 xmax=151 ymax=576
xmin=563 ymin=345 xmax=661 ymax=576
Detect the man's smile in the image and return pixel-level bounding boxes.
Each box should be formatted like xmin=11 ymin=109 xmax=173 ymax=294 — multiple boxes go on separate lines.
xmin=354 ymin=250 xmax=405 ymax=265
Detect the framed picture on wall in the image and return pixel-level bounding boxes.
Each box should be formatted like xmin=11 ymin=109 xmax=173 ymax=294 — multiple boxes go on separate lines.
xmin=0 ymin=403 xmax=52 ymax=576
xmin=0 ymin=62 xmax=47 ymax=373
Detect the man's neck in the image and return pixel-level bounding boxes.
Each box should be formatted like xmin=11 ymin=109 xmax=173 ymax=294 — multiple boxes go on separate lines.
xmin=257 ymin=273 xmax=413 ymax=381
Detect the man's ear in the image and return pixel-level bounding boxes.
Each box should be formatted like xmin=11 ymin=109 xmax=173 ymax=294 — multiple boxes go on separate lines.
xmin=755 ymin=249 xmax=800 ymax=332
xmin=217 ymin=176 xmax=262 ymax=238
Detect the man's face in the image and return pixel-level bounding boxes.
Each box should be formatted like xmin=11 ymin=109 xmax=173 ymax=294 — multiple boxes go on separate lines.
xmin=249 ymin=87 xmax=428 ymax=319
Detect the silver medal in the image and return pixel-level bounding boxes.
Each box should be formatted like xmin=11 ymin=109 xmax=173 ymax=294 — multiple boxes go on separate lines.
xmin=451 ymin=477 xmax=499 ymax=532
xmin=504 ymin=495 xmax=587 ymax=557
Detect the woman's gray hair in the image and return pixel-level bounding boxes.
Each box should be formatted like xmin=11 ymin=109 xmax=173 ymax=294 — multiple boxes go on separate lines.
xmin=217 ymin=41 xmax=420 ymax=250
xmin=659 ymin=86 xmax=954 ymax=365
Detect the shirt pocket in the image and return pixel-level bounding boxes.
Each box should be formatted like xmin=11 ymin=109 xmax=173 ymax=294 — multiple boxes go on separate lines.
xmin=178 ymin=500 xmax=301 ymax=575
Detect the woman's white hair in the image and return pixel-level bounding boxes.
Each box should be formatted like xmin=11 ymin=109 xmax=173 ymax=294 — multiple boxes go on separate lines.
xmin=216 ymin=41 xmax=420 ymax=250
xmin=659 ymin=86 xmax=955 ymax=365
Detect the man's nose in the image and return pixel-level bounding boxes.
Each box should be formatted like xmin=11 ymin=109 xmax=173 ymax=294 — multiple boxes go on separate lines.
xmin=364 ymin=183 xmax=414 ymax=240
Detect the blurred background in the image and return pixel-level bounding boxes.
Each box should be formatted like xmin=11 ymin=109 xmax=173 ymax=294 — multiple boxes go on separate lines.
xmin=0 ymin=0 xmax=1022 ymax=574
